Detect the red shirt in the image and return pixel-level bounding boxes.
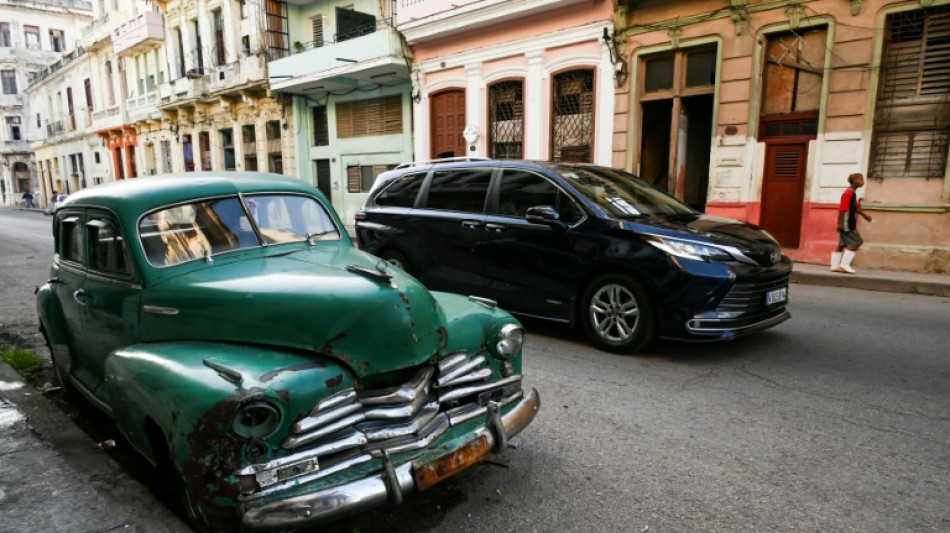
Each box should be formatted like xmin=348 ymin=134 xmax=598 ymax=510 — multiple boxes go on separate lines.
xmin=838 ymin=188 xmax=859 ymax=211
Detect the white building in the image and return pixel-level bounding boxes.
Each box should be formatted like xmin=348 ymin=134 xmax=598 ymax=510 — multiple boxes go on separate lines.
xmin=1 ymin=0 xmax=91 ymax=207
xmin=150 ymin=0 xmax=291 ymax=180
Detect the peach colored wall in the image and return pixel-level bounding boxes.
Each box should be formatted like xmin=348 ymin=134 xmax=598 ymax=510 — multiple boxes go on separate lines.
xmin=614 ymin=0 xmax=949 ymax=272
xmin=410 ymin=0 xmax=613 ymax=61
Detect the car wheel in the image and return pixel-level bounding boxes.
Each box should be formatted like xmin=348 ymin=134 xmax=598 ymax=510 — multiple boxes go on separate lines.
xmin=149 ymin=428 xmax=222 ymax=533
xmin=381 ymin=250 xmax=413 ymax=275
xmin=581 ymin=274 xmax=655 ymax=353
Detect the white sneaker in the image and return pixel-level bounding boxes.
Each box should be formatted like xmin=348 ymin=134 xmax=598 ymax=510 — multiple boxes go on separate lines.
xmin=839 ymin=265 xmax=856 ymax=274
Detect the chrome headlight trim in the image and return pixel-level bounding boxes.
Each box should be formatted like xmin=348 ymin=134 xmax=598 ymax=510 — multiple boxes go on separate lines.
xmin=493 ymin=323 xmax=524 ymax=360
xmin=233 ymin=401 xmax=282 ymax=440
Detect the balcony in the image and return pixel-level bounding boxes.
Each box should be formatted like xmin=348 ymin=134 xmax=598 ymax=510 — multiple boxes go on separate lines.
xmin=2 ymin=140 xmax=31 ymax=153
xmin=91 ymin=105 xmax=122 ymax=130
xmin=27 ymin=47 xmax=87 ymax=88
xmin=268 ymin=26 xmax=408 ymax=94
xmin=113 ymin=11 xmax=165 ymax=57
xmin=81 ymin=11 xmax=125 ymax=50
xmin=156 ymin=76 xmax=210 ymax=110
xmin=396 ymin=0 xmax=587 ymax=42
xmin=127 ymin=90 xmax=160 ymax=124
xmin=208 ymin=54 xmax=267 ymax=95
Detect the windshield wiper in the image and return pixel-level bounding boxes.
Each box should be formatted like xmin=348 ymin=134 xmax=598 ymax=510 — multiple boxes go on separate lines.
xmin=306 ymin=230 xmax=338 ymax=245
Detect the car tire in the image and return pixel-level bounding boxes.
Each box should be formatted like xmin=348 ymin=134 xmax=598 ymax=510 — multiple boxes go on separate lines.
xmin=380 ymin=250 xmax=413 ymax=275
xmin=149 ymin=428 xmax=225 ymax=533
xmin=580 ymin=273 xmax=655 ymax=353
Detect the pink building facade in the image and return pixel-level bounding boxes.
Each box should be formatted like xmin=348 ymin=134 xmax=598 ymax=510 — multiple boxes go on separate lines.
xmin=397 ymin=0 xmax=618 ymax=165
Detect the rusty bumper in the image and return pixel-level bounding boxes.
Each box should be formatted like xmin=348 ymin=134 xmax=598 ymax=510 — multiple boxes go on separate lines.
xmin=241 ymin=387 xmax=540 ymax=530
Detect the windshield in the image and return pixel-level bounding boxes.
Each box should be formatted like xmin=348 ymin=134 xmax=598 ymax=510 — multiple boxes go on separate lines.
xmin=553 ymin=166 xmax=695 ymax=217
xmin=139 ymin=194 xmax=340 ymax=267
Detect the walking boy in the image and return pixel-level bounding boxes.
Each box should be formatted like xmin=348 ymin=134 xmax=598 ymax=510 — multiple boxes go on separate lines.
xmin=830 ymin=172 xmax=872 ymax=274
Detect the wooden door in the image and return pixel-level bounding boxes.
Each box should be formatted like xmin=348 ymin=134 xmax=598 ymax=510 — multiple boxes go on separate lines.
xmin=760 ymin=143 xmax=806 ymax=247
xmin=430 ymin=90 xmax=465 ymax=159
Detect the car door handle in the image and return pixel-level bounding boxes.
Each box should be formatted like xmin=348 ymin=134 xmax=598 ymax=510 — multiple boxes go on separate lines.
xmin=484 ymin=223 xmax=506 ymax=232
xmin=73 ymin=289 xmax=89 ymax=306
xmin=460 ymin=220 xmax=482 ymax=229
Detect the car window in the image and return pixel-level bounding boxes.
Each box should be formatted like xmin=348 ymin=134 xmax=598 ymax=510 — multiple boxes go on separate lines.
xmin=425 ymin=168 xmax=492 ymax=213
xmin=60 ymin=216 xmax=84 ymax=264
xmin=554 ymin=166 xmax=695 ymax=217
xmin=375 ymin=172 xmax=425 ymax=207
xmin=246 ymin=194 xmax=340 ymax=244
xmin=492 ymin=169 xmax=583 ymax=224
xmin=140 ymin=197 xmax=255 ymax=267
xmin=88 ymin=218 xmax=132 ymax=276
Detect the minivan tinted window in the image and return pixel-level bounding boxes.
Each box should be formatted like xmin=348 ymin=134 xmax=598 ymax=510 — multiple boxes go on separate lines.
xmin=554 ymin=166 xmax=695 ymax=217
xmin=376 ymin=172 xmax=425 ymax=207
xmin=425 ymin=168 xmax=493 ymax=212
xmin=493 ymin=169 xmax=582 ymax=223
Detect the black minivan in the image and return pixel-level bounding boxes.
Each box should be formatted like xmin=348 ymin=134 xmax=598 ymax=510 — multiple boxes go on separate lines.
xmin=356 ymin=159 xmax=791 ymax=353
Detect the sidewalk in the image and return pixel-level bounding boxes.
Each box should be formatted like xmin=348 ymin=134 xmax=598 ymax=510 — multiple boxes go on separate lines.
xmin=0 ymin=360 xmax=191 ymax=532
xmin=791 ymin=261 xmax=950 ymax=298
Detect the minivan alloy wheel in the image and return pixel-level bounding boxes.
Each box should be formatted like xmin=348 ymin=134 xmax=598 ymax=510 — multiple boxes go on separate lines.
xmin=590 ymin=283 xmax=640 ymax=341
xmin=581 ymin=274 xmax=655 ymax=353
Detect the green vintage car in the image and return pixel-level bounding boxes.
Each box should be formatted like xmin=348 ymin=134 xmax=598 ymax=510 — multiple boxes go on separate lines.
xmin=36 ymin=172 xmax=540 ymax=531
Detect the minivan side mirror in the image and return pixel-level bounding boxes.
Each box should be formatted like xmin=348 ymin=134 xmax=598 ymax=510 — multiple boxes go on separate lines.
xmin=526 ymin=206 xmax=566 ymax=230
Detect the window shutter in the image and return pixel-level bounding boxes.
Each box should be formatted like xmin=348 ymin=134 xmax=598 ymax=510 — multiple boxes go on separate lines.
xmin=336 ymin=95 xmax=402 ymax=138
xmin=346 ymin=165 xmax=361 ymax=192
xmin=311 ymin=17 xmax=324 ymax=47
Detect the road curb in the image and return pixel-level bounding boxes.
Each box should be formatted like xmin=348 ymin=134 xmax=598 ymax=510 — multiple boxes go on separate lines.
xmin=791 ymin=266 xmax=950 ymax=298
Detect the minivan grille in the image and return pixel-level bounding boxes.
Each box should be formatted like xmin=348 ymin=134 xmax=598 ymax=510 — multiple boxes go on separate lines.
xmin=716 ymin=274 xmax=789 ymax=315
xmin=238 ymin=352 xmax=522 ymax=499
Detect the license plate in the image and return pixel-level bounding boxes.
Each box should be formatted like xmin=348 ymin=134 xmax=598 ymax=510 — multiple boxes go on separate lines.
xmin=414 ymin=436 xmax=490 ymax=491
xmin=765 ymin=286 xmax=788 ymax=306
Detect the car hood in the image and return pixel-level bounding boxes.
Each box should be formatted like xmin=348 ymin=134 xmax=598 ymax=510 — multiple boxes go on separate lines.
xmin=627 ymin=213 xmax=783 ymax=265
xmin=140 ymin=246 xmax=448 ymax=378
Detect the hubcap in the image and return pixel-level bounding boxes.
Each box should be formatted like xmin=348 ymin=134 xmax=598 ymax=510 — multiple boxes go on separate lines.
xmin=589 ymin=283 xmax=640 ymax=343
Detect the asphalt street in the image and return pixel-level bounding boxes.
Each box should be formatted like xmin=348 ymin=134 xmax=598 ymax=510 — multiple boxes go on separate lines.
xmin=0 ymin=207 xmax=948 ymax=532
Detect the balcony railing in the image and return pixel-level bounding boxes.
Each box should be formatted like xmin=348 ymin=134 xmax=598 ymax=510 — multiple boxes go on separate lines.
xmin=113 ymin=11 xmax=165 ymax=57
xmin=27 ymin=47 xmax=86 ymax=87
xmin=268 ymin=26 xmax=407 ymax=93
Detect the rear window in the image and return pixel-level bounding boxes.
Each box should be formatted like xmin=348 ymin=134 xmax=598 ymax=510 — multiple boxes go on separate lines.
xmin=424 ymin=168 xmax=493 ymax=213
xmin=375 ymin=172 xmax=425 ymax=207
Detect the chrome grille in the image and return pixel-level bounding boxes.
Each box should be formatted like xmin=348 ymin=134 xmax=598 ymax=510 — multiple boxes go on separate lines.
xmin=238 ymin=351 xmax=522 ymax=499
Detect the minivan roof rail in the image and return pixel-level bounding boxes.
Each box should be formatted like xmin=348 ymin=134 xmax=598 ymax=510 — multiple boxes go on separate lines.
xmin=395 ymin=156 xmax=492 ymax=169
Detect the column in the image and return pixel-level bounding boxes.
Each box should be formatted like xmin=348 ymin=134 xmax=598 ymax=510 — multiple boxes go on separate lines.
xmin=465 ymin=63 xmax=482 ymax=156
xmin=524 ymin=50 xmax=544 ymax=160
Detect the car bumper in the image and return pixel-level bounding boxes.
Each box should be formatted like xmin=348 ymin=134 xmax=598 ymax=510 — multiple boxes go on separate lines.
xmin=240 ymin=387 xmax=540 ymax=529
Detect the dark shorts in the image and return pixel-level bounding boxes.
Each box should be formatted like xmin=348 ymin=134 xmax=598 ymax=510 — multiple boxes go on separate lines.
xmin=838 ymin=229 xmax=863 ymax=248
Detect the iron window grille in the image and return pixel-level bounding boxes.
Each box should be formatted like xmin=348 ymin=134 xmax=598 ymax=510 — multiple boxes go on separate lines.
xmin=489 ymin=80 xmax=524 ymax=159
xmin=551 ymin=69 xmax=594 ymax=163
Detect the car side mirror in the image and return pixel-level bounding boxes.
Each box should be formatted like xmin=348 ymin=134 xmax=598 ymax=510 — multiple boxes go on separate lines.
xmin=526 ymin=206 xmax=567 ymax=230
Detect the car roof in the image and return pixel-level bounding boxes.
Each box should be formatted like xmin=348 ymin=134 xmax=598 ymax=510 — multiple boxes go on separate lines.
xmin=60 ymin=172 xmax=319 ymax=217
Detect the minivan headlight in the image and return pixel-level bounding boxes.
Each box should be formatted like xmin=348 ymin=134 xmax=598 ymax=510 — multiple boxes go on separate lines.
xmin=645 ymin=236 xmax=733 ymax=262
xmin=493 ymin=324 xmax=524 ymax=359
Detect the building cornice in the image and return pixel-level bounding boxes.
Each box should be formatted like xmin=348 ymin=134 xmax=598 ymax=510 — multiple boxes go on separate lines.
xmin=399 ymin=0 xmax=590 ymax=44
xmin=416 ymin=21 xmax=610 ymax=73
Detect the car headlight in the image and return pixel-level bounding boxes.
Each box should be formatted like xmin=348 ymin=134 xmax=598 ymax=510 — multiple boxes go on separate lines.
xmin=645 ymin=235 xmax=733 ymax=262
xmin=493 ymin=323 xmax=524 ymax=359
xmin=232 ymin=401 xmax=281 ymax=439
